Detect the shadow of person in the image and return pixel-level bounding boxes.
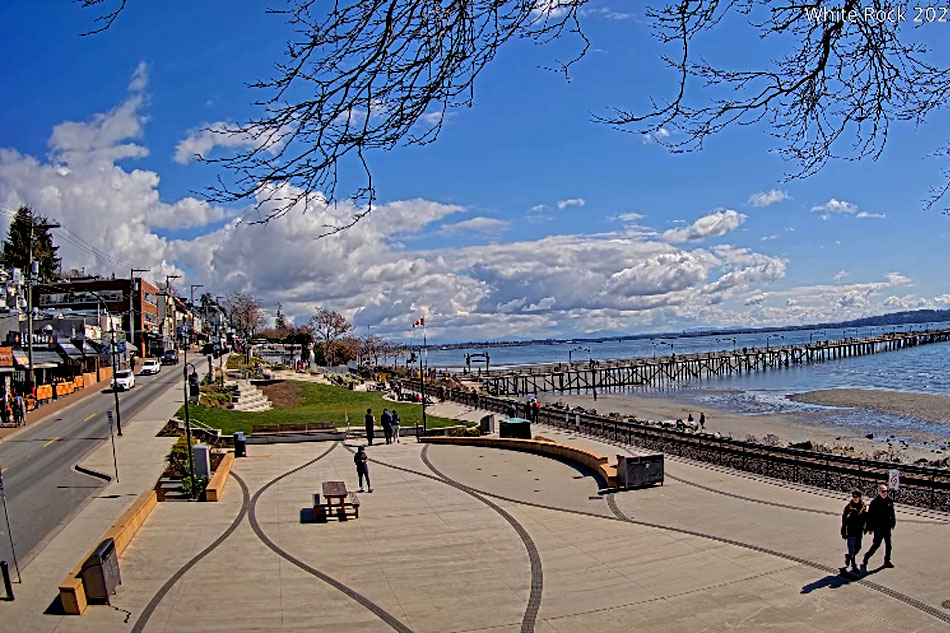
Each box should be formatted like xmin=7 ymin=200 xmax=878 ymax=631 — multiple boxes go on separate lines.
xmin=801 ymin=570 xmax=861 ymax=593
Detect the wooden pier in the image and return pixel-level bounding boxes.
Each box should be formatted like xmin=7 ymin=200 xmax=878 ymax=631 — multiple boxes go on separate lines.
xmin=482 ymin=329 xmax=950 ymax=397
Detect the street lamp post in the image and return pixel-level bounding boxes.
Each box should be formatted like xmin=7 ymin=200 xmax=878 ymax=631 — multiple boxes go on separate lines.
xmin=87 ymin=291 xmax=124 ymax=436
xmin=652 ymin=340 xmax=673 ymax=359
xmin=809 ymin=330 xmax=826 ymax=344
xmin=163 ymin=275 xmax=181 ymax=352
xmin=568 ymin=346 xmax=590 ymax=365
xmin=715 ymin=337 xmax=736 ymax=352
xmin=766 ymin=334 xmax=784 ymax=350
xmin=181 ymin=361 xmax=198 ymax=498
xmin=129 ymin=267 xmax=149 ymax=361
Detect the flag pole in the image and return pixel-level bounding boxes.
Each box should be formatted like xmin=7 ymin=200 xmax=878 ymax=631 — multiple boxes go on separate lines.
xmin=421 ymin=319 xmax=427 ymax=433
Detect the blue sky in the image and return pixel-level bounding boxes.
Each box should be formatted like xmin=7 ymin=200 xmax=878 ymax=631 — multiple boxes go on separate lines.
xmin=1 ymin=2 xmax=949 ymax=342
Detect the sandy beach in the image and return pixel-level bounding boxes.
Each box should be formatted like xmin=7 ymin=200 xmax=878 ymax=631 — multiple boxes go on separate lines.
xmin=789 ymin=388 xmax=950 ymax=424
xmin=546 ymin=389 xmax=950 ymax=466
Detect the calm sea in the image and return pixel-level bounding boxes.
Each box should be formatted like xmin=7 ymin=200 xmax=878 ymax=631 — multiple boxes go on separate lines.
xmin=420 ymin=322 xmax=950 ymax=445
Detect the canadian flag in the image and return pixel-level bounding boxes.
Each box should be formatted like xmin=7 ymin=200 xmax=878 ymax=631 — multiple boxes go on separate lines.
xmin=412 ymin=317 xmax=425 ymax=328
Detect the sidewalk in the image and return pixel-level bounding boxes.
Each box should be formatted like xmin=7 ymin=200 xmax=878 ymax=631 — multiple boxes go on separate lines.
xmin=39 ymin=414 xmax=950 ymax=632
xmin=0 ymin=375 xmax=114 ymax=441
xmin=2 ymin=360 xmax=215 ymax=632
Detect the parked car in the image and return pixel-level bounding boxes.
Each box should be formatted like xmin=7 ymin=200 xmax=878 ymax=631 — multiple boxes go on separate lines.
xmin=140 ymin=358 xmax=161 ymax=375
xmin=161 ymin=350 xmax=179 ymax=365
xmin=113 ymin=369 xmax=135 ymax=391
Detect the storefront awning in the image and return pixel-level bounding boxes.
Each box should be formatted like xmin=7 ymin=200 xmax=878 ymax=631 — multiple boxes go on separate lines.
xmin=78 ymin=340 xmax=99 ymax=356
xmin=12 ymin=349 xmax=63 ymax=369
xmin=58 ymin=342 xmax=83 ymax=359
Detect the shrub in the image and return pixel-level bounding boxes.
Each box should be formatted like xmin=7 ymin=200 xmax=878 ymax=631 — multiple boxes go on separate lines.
xmin=168 ymin=435 xmax=196 ymax=475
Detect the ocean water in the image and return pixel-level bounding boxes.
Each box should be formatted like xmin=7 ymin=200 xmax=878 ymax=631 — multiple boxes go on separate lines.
xmin=420 ymin=322 xmax=950 ymax=445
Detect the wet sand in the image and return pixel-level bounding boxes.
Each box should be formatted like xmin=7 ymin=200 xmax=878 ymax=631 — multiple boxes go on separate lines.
xmin=789 ymin=388 xmax=950 ymax=425
xmin=549 ymin=390 xmax=950 ymax=465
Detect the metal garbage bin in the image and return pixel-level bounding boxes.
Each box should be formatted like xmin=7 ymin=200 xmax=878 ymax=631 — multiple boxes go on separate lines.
xmin=81 ymin=537 xmax=121 ymax=604
xmin=499 ymin=417 xmax=532 ymax=439
xmin=617 ymin=454 xmax=664 ymax=489
xmin=234 ymin=431 xmax=246 ymax=458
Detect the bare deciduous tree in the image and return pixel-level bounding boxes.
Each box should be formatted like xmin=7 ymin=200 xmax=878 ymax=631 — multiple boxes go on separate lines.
xmin=309 ymin=306 xmax=353 ymax=365
xmin=81 ymin=0 xmax=950 ymax=217
xmin=225 ymin=291 xmax=264 ymax=342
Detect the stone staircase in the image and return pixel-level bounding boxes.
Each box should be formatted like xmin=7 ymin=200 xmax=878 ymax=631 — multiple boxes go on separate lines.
xmin=227 ymin=379 xmax=273 ymax=412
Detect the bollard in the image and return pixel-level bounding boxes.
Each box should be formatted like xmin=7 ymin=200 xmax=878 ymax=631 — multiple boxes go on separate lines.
xmin=1 ymin=560 xmax=13 ymax=600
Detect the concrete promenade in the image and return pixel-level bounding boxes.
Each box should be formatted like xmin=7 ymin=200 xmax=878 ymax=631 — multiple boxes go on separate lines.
xmin=1 ymin=397 xmax=940 ymax=632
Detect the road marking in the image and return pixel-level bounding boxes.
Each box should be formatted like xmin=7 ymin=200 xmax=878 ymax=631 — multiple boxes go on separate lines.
xmin=43 ymin=436 xmax=60 ymax=448
xmin=83 ymin=414 xmax=95 ymax=422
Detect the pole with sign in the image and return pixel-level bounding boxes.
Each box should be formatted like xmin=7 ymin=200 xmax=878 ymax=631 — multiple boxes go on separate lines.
xmin=0 ymin=459 xmax=20 ymax=582
xmin=888 ymin=468 xmax=900 ymax=491
xmin=108 ymin=411 xmax=119 ymax=483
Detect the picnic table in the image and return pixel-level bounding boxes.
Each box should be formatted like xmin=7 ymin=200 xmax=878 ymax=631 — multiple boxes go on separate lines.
xmin=315 ymin=481 xmax=360 ymax=520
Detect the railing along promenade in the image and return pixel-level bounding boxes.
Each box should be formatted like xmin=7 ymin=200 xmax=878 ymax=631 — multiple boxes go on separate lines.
xmin=408 ymin=382 xmax=950 ymax=512
xmin=481 ymin=329 xmax=950 ymax=397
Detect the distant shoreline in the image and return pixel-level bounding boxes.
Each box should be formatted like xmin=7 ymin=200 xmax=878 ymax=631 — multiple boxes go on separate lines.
xmin=789 ymin=388 xmax=950 ymax=425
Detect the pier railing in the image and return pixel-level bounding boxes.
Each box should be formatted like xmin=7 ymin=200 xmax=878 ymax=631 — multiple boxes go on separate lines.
xmin=412 ymin=383 xmax=950 ymax=513
xmin=481 ymin=329 xmax=950 ymax=396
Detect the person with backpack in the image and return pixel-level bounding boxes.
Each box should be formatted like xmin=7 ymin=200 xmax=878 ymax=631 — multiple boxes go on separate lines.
xmin=841 ymin=489 xmax=867 ymax=574
xmin=862 ymin=484 xmax=896 ymax=572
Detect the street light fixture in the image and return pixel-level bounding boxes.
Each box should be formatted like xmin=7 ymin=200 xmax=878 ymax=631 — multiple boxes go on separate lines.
xmin=715 ymin=337 xmax=736 ymax=352
xmin=568 ymin=346 xmax=590 ymax=365
xmin=181 ymin=361 xmax=198 ymax=498
xmin=766 ymin=334 xmax=784 ymax=350
xmin=809 ymin=330 xmax=826 ymax=343
xmin=652 ymin=340 xmax=673 ymax=359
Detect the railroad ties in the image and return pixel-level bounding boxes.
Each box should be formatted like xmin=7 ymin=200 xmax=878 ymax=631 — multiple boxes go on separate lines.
xmin=482 ymin=329 xmax=950 ymax=397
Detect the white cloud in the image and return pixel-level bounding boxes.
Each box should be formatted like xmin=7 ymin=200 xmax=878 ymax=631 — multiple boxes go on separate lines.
xmin=557 ymin=198 xmax=585 ymax=210
xmin=581 ymin=7 xmax=634 ymax=20
xmin=439 ymin=216 xmax=509 ymax=235
xmin=760 ymin=234 xmax=778 ymax=241
xmin=856 ymin=211 xmax=886 ymax=220
xmin=810 ymin=198 xmax=878 ymax=220
xmin=662 ymin=210 xmax=746 ymax=243
xmin=529 ymin=204 xmax=547 ymax=212
xmin=885 ymin=272 xmax=911 ymax=286
xmin=174 ymin=122 xmax=263 ymax=164
xmin=833 ymin=270 xmax=850 ymax=282
xmin=747 ymin=189 xmax=789 ymax=207
xmin=617 ymin=212 xmax=644 ymax=223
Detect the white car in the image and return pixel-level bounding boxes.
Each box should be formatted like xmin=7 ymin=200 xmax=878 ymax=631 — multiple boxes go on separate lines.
xmin=140 ymin=359 xmax=161 ymax=375
xmin=113 ymin=369 xmax=135 ymax=391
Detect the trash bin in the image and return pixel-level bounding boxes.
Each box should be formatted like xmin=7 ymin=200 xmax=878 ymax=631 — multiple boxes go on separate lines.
xmin=234 ymin=431 xmax=246 ymax=458
xmin=81 ymin=537 xmax=121 ymax=604
xmin=499 ymin=417 xmax=532 ymax=439
xmin=616 ymin=454 xmax=664 ymax=489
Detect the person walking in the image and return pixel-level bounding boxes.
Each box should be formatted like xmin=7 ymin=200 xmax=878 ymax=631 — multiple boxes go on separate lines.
xmin=699 ymin=412 xmax=706 ymax=431
xmin=862 ymin=484 xmax=896 ymax=571
xmin=381 ymin=408 xmax=393 ymax=444
xmin=12 ymin=394 xmax=23 ymax=427
xmin=354 ymin=446 xmax=372 ymax=492
xmin=364 ymin=408 xmax=375 ymax=446
xmin=841 ymin=489 xmax=867 ymax=574
xmin=391 ymin=410 xmax=401 ymax=443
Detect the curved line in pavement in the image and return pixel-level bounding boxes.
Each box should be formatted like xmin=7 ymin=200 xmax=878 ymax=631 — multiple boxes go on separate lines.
xmin=247 ymin=442 xmax=415 ymax=633
xmin=419 ymin=445 xmax=543 ymax=633
xmin=371 ymin=443 xmax=950 ymax=628
xmin=131 ymin=473 xmax=250 ymax=633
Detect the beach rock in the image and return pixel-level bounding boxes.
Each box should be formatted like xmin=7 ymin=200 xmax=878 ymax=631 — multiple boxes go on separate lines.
xmin=865 ymin=433 xmax=874 ymax=439
xmin=789 ymin=440 xmax=815 ymax=451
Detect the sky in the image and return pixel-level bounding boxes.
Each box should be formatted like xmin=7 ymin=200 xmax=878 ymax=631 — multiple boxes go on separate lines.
xmin=1 ymin=2 xmax=949 ymax=343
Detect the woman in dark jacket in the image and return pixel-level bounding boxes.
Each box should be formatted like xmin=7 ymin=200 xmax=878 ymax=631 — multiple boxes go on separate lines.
xmin=841 ymin=489 xmax=867 ymax=574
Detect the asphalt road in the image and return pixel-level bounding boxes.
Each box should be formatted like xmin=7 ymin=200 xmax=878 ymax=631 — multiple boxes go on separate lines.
xmin=0 ymin=367 xmax=182 ymax=572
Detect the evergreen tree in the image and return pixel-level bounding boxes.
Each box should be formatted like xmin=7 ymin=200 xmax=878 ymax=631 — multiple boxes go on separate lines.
xmin=1 ymin=205 xmax=61 ymax=281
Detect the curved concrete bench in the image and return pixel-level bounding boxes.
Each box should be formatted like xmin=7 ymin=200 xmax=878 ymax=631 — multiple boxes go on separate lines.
xmin=205 ymin=452 xmax=235 ymax=502
xmin=421 ymin=436 xmax=618 ymax=488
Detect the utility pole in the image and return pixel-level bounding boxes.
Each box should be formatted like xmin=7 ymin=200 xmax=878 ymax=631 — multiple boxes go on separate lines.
xmin=187 ymin=284 xmax=203 ymax=368
xmin=163 ymin=274 xmax=180 ymax=352
xmin=129 ymin=268 xmax=149 ymax=359
xmin=26 ymin=217 xmax=60 ymax=396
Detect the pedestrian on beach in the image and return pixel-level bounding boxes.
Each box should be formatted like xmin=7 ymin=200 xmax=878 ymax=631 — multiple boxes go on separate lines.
xmin=841 ymin=489 xmax=867 ymax=574
xmin=862 ymin=484 xmax=896 ymax=572
xmin=391 ymin=410 xmax=401 ymax=443
xmin=699 ymin=412 xmax=705 ymax=431
xmin=364 ymin=408 xmax=375 ymax=446
xmin=354 ymin=446 xmax=372 ymax=492
xmin=381 ymin=408 xmax=393 ymax=444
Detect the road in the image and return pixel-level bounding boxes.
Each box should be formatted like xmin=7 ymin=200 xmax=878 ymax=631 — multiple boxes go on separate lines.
xmin=0 ymin=367 xmax=182 ymax=572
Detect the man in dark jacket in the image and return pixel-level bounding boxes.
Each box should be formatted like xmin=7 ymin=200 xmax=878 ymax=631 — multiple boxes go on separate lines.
xmin=862 ymin=484 xmax=896 ymax=571
xmin=354 ymin=446 xmax=372 ymax=492
xmin=841 ymin=489 xmax=867 ymax=574
xmin=381 ymin=408 xmax=393 ymax=444
xmin=364 ymin=408 xmax=375 ymax=445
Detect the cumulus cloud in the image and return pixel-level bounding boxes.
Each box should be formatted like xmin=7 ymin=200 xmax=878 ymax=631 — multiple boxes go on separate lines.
xmin=557 ymin=198 xmax=585 ymax=210
xmin=662 ymin=210 xmax=746 ymax=243
xmin=174 ymin=122 xmax=261 ymax=164
xmin=747 ymin=189 xmax=789 ymax=207
xmin=856 ymin=211 xmax=886 ymax=220
xmin=833 ymin=270 xmax=850 ymax=282
xmin=885 ymin=272 xmax=911 ymax=286
xmin=810 ymin=198 xmax=879 ymax=220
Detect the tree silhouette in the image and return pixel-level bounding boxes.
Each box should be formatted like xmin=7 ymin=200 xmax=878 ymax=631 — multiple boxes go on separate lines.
xmin=1 ymin=205 xmax=61 ymax=281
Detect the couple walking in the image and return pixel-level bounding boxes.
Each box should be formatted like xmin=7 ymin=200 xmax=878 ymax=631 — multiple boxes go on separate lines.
xmin=841 ymin=485 xmax=896 ymax=575
xmin=364 ymin=407 xmax=401 ymax=445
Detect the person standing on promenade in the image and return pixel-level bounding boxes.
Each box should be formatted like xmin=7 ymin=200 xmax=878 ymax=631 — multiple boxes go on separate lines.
xmin=473 ymin=392 xmax=480 ymax=409
xmin=381 ymin=408 xmax=393 ymax=444
xmin=862 ymin=484 xmax=896 ymax=572
xmin=699 ymin=412 xmax=706 ymax=431
xmin=364 ymin=408 xmax=375 ymax=445
xmin=506 ymin=403 xmax=517 ymax=418
xmin=841 ymin=489 xmax=867 ymax=574
xmin=391 ymin=410 xmax=401 ymax=443
xmin=354 ymin=446 xmax=372 ymax=492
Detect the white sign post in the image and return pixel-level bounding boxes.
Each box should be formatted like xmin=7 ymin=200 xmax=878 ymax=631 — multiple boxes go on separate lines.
xmin=888 ymin=468 xmax=900 ymax=491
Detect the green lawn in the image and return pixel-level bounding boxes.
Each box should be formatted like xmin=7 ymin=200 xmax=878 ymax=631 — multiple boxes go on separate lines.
xmin=180 ymin=381 xmax=465 ymax=435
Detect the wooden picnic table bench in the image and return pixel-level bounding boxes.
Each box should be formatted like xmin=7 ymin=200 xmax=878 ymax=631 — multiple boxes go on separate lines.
xmin=314 ymin=481 xmax=360 ymax=520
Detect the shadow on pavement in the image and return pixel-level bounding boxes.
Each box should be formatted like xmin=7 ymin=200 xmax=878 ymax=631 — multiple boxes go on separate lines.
xmin=801 ymin=567 xmax=880 ymax=593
